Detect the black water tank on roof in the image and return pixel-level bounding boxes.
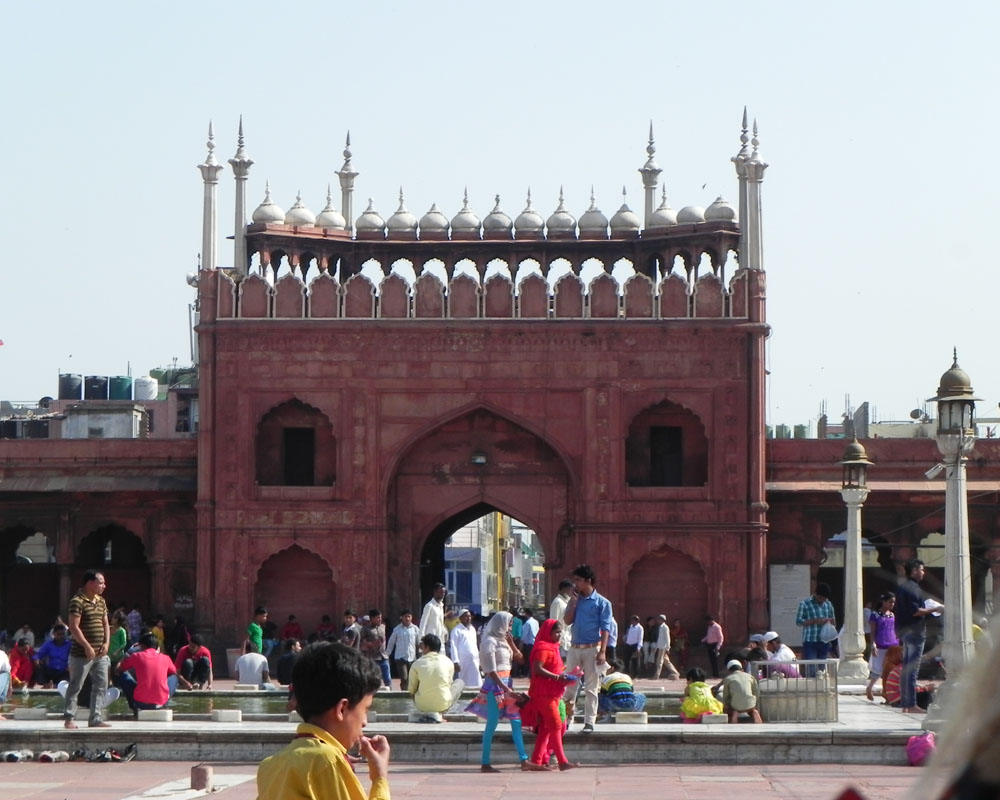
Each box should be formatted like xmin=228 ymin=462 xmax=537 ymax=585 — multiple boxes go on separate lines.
xmin=84 ymin=376 xmax=109 ymax=400
xmin=58 ymin=373 xmax=83 ymax=400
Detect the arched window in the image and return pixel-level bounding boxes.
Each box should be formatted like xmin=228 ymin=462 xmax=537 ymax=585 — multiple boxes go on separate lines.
xmin=256 ymin=400 xmax=336 ymax=486
xmin=625 ymin=400 xmax=708 ymax=487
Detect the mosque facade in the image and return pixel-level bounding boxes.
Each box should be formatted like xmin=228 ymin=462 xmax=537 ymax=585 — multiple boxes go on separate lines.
xmin=2 ymin=115 xmax=999 ymax=654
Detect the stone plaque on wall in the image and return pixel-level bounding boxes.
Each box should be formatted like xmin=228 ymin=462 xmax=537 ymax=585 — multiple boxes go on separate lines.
xmin=768 ymin=564 xmax=811 ymax=647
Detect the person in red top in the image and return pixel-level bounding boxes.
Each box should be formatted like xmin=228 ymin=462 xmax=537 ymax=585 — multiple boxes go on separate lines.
xmin=527 ymin=619 xmax=578 ymax=770
xmin=174 ymin=633 xmax=214 ymax=690
xmin=118 ymin=632 xmax=177 ymax=711
xmin=280 ymin=614 xmax=305 ymax=641
xmin=10 ymin=638 xmax=35 ymax=688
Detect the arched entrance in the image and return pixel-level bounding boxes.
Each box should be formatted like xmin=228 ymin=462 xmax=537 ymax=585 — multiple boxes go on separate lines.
xmin=625 ymin=546 xmax=707 ymax=665
xmin=0 ymin=525 xmax=59 ymax=633
xmin=418 ymin=503 xmax=547 ymax=615
xmin=255 ymin=545 xmax=335 ymax=637
xmin=388 ymin=406 xmax=572 ymax=616
xmin=75 ymin=525 xmax=149 ymax=611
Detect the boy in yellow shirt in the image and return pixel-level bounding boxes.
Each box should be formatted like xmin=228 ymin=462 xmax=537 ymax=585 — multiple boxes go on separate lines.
xmin=256 ymin=642 xmax=391 ymax=800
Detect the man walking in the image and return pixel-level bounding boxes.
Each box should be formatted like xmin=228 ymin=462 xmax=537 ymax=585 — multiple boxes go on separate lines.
xmin=449 ymin=609 xmax=481 ymax=689
xmin=419 ymin=583 xmax=448 ymax=649
xmin=702 ymin=615 xmax=725 ymax=678
xmin=63 ymin=570 xmax=112 ymax=729
xmin=622 ymin=615 xmax=644 ymax=677
xmin=653 ymin=615 xmax=680 ymax=679
xmin=549 ymin=580 xmax=573 ymax=658
xmin=387 ymin=610 xmax=419 ymax=690
xmin=519 ymin=611 xmax=539 ymax=678
xmin=795 ymin=583 xmax=835 ymax=676
xmin=896 ymin=559 xmax=940 ymax=713
xmin=562 ymin=564 xmax=612 ymax=732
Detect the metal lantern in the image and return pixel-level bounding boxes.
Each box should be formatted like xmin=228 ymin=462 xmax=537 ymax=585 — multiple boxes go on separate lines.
xmin=840 ymin=438 xmax=873 ymax=490
xmin=929 ymin=350 xmax=979 ymax=437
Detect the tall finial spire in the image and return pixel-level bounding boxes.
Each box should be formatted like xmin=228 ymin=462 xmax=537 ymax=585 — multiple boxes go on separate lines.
xmin=734 ymin=113 xmax=767 ymax=271
xmin=198 ymin=121 xmax=224 ymax=273
xmin=228 ymin=116 xmax=254 ymax=277
xmin=336 ymin=130 xmax=359 ymax=237
xmin=639 ymin=121 xmax=662 ymax=228
xmin=953 ymin=346 xmax=959 ymax=368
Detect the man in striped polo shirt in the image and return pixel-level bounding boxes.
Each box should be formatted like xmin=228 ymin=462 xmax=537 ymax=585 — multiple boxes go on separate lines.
xmin=63 ymin=570 xmax=112 ymax=729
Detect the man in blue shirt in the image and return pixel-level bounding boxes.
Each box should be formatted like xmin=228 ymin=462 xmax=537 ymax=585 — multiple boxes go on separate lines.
xmin=562 ymin=564 xmax=612 ymax=732
xmin=32 ymin=624 xmax=72 ymax=687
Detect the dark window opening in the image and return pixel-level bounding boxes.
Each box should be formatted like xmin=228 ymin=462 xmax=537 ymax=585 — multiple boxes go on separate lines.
xmin=649 ymin=426 xmax=683 ymax=486
xmin=283 ymin=428 xmax=315 ymax=486
xmin=255 ymin=399 xmax=336 ymax=487
xmin=625 ymin=400 xmax=708 ymax=487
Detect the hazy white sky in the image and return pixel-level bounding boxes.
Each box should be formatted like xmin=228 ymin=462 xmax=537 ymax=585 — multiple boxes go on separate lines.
xmin=1 ymin=2 xmax=996 ymax=428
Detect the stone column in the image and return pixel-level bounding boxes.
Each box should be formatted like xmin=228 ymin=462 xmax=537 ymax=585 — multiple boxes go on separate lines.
xmin=839 ymin=487 xmax=870 ymax=682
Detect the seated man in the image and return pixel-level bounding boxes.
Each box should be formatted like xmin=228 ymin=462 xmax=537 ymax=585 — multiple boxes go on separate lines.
xmin=117 ymin=632 xmax=178 ymax=711
xmin=721 ymin=659 xmax=762 ymax=724
xmin=174 ymin=634 xmax=213 ymax=690
xmin=10 ymin=638 xmax=36 ymax=689
xmin=32 ymin=624 xmax=72 ymax=688
xmin=235 ymin=641 xmax=275 ymax=690
xmin=598 ymin=659 xmax=645 ymax=721
xmin=276 ymin=639 xmax=302 ymax=686
xmin=406 ymin=634 xmax=463 ymax=723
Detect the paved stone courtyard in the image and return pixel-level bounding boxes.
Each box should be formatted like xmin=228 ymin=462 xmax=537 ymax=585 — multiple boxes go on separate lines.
xmin=0 ymin=761 xmax=933 ymax=800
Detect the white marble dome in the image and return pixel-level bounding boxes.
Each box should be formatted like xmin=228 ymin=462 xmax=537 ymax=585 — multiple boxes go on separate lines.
xmin=705 ymin=196 xmax=737 ymax=222
xmin=418 ymin=203 xmax=450 ymax=239
xmin=578 ymin=191 xmax=609 ymax=238
xmin=677 ymin=205 xmax=706 ymax=224
xmin=315 ymin=188 xmax=347 ymax=230
xmin=450 ymin=191 xmax=482 ymax=238
xmin=647 ymin=189 xmax=678 ymax=230
xmin=546 ymin=189 xmax=577 ymax=238
xmin=609 ymin=197 xmax=641 ymax=237
xmin=355 ymin=199 xmax=386 ymax=235
xmin=386 ymin=191 xmax=418 ymax=239
xmin=483 ymin=195 xmax=513 ymax=238
xmin=284 ymin=192 xmax=316 ymax=226
xmin=251 ymin=183 xmax=285 ymax=224
xmin=514 ymin=191 xmax=544 ymax=239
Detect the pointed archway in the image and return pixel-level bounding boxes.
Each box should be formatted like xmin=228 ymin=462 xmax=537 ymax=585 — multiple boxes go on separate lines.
xmin=388 ymin=406 xmax=572 ymax=617
xmin=0 ymin=525 xmax=59 ymax=634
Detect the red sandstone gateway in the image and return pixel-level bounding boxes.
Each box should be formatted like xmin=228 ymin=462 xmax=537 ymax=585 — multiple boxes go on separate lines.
xmin=2 ymin=117 xmax=997 ymax=655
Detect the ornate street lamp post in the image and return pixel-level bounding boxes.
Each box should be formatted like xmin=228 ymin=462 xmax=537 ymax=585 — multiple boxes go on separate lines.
xmin=929 ymin=351 xmax=979 ymax=673
xmin=839 ymin=438 xmax=873 ymax=682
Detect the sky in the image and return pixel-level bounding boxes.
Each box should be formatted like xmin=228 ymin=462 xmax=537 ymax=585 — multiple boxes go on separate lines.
xmin=1 ymin=2 xmax=997 ymax=430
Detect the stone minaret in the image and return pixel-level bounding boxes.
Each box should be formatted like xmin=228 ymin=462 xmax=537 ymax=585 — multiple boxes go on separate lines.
xmin=638 ymin=122 xmax=662 ymax=229
xmin=336 ymin=132 xmax=359 ymax=236
xmin=197 ymin=122 xmax=224 ymax=272
xmin=228 ymin=117 xmax=253 ymax=276
xmin=732 ymin=110 xmax=768 ymax=271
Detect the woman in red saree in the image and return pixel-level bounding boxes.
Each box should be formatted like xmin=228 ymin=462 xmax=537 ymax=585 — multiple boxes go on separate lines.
xmin=528 ymin=619 xmax=578 ymax=770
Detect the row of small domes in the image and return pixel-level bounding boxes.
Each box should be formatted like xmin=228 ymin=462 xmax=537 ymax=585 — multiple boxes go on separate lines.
xmin=252 ymin=184 xmax=736 ymax=239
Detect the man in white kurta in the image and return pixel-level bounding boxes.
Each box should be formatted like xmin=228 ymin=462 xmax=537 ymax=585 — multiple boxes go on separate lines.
xmin=448 ymin=609 xmax=481 ymax=689
xmin=419 ymin=583 xmax=448 ymax=648
xmin=549 ymin=579 xmax=574 ymax=657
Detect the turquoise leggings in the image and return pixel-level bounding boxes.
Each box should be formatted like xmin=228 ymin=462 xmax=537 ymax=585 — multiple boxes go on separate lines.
xmin=481 ymin=690 xmax=527 ymax=765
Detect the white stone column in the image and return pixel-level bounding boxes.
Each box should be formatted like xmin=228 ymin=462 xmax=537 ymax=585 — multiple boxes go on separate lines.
xmin=197 ymin=122 xmax=223 ymax=272
xmin=941 ymin=438 xmax=975 ymax=671
xmin=839 ymin=486 xmax=870 ymax=682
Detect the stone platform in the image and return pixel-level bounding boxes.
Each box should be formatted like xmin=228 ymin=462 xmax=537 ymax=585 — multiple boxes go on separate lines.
xmin=0 ymin=693 xmax=924 ymax=766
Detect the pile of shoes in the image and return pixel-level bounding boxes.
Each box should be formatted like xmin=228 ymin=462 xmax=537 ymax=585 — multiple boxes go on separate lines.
xmin=86 ymin=744 xmax=137 ymax=763
xmin=38 ymin=751 xmax=70 ymax=762
xmin=2 ymin=750 xmax=33 ymax=762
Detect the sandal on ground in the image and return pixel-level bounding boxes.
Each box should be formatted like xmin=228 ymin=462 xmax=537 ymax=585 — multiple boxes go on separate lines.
xmin=559 ymin=762 xmax=581 ymax=771
xmin=521 ymin=760 xmax=551 ymax=771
